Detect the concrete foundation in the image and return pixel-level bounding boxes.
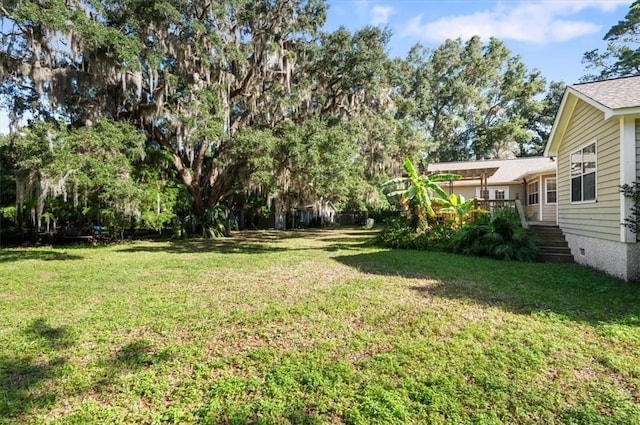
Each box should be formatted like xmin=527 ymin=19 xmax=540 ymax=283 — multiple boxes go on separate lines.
xmin=565 ymin=234 xmax=640 ymax=282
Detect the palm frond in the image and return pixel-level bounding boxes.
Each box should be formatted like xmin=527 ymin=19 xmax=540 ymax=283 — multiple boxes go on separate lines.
xmin=386 ymin=189 xmax=407 ymax=197
xmin=380 ymin=177 xmax=409 ymax=188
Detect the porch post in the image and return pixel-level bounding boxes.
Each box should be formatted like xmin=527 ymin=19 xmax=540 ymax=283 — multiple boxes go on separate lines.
xmin=539 ymin=175 xmax=543 ymax=222
xmin=481 ymin=174 xmax=487 ymax=198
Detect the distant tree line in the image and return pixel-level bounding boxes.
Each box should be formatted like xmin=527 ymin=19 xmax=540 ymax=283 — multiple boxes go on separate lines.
xmin=0 ymin=0 xmax=597 ymax=238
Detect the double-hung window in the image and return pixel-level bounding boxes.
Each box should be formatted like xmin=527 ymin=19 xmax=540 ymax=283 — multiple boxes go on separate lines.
xmin=545 ymin=178 xmax=557 ymax=204
xmin=528 ymin=181 xmax=539 ymax=205
xmin=571 ymin=142 xmax=596 ymax=202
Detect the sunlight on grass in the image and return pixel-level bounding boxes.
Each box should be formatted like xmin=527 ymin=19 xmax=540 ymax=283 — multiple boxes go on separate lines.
xmin=1 ymin=229 xmax=639 ymax=424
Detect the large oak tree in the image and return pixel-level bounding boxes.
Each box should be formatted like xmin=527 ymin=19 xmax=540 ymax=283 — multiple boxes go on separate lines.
xmin=1 ymin=0 xmax=328 ymax=215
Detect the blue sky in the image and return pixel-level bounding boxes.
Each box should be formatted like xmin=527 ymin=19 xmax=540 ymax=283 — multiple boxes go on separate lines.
xmin=325 ymin=0 xmax=632 ymax=84
xmin=0 ymin=0 xmax=633 ymax=134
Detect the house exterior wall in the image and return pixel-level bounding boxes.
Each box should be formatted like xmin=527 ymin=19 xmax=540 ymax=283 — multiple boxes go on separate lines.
xmin=554 ymin=100 xmax=640 ymax=282
xmin=557 ymin=100 xmax=621 ymax=242
xmin=524 ymin=173 xmax=557 ymax=222
xmin=444 ymin=183 xmax=523 ymax=201
xmin=637 ymin=120 xmax=640 ymax=243
xmin=446 ymin=185 xmax=476 ymax=199
xmin=636 ymin=119 xmax=640 ymax=174
xmin=542 ymin=175 xmax=557 ymax=222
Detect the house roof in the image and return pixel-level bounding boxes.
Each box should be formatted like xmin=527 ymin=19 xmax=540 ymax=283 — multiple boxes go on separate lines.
xmin=426 ymin=157 xmax=555 ymax=186
xmin=545 ymin=76 xmax=640 ymax=157
xmin=570 ymin=76 xmax=640 ymax=110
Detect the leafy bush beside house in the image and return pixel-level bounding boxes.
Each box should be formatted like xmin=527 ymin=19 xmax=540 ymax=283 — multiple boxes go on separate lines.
xmin=621 ymin=181 xmax=640 ymax=236
xmin=377 ymin=207 xmax=538 ymax=261
xmin=379 ymin=159 xmax=538 ymax=261
xmin=450 ymin=207 xmax=539 ymax=261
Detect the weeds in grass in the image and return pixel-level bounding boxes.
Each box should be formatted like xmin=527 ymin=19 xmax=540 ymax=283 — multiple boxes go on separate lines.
xmin=1 ymin=229 xmax=639 ymax=424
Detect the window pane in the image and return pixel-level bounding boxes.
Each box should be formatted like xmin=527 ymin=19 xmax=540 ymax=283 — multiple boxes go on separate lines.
xmin=528 ymin=182 xmax=539 ymax=205
xmin=583 ymin=146 xmax=596 ymax=174
xmin=571 ymin=151 xmax=582 ymax=176
xmin=571 ymin=176 xmax=582 ymax=202
xmin=546 ymin=179 xmax=557 ymax=203
xmin=583 ymin=172 xmax=596 ymax=200
xmin=583 ymin=143 xmax=596 ymax=155
xmin=571 ymin=143 xmax=597 ymax=202
xmin=547 ymin=191 xmax=557 ymax=203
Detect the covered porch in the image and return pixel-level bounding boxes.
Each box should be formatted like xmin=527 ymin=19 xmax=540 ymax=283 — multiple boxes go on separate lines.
xmin=427 ymin=166 xmax=557 ymax=227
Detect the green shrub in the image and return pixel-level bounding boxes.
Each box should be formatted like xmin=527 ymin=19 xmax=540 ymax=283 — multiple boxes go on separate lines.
xmin=377 ymin=207 xmax=538 ymax=261
xmin=413 ymin=222 xmax=457 ymax=252
xmin=376 ymin=216 xmax=416 ymax=249
xmin=451 ymin=207 xmax=539 ymax=261
xmin=202 ymin=205 xmax=232 ymax=237
xmin=621 ymin=181 xmax=640 ymax=234
xmin=377 ymin=217 xmax=455 ymax=252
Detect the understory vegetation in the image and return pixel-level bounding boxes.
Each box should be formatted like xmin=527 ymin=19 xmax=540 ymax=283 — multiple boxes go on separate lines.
xmin=377 ymin=207 xmax=539 ymax=261
xmin=378 ymin=159 xmax=538 ymax=261
xmin=1 ymin=229 xmax=639 ymax=424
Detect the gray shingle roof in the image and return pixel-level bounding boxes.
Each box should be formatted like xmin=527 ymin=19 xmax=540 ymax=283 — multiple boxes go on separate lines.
xmin=571 ymin=76 xmax=640 ymax=110
xmin=427 ymin=157 xmax=555 ymax=185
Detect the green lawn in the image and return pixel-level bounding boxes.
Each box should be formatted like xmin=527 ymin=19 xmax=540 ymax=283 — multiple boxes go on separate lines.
xmin=1 ymin=229 xmax=639 ymax=424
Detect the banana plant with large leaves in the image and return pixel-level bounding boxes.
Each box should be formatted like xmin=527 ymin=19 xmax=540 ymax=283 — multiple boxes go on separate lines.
xmin=433 ymin=193 xmax=489 ymax=227
xmin=381 ymin=159 xmax=461 ymax=230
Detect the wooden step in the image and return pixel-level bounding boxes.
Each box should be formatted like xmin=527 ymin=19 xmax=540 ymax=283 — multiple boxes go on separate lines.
xmin=529 ymin=225 xmax=574 ymax=263
xmin=537 ymin=252 xmax=575 ymax=263
xmin=539 ymin=245 xmax=572 ymax=254
xmin=530 ymin=228 xmax=565 ymax=235
xmin=538 ymin=237 xmax=569 ymax=247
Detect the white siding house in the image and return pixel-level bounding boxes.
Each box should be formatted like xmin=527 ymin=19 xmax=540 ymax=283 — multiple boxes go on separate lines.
xmin=545 ymin=76 xmax=640 ymax=282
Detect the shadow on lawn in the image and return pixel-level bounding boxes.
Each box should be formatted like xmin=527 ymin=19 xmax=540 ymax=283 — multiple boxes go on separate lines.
xmin=0 ymin=318 xmax=76 ymax=420
xmin=0 ymin=249 xmax=84 ymax=263
xmin=117 ymin=238 xmax=294 ymax=255
xmin=333 ymin=249 xmax=640 ymax=326
xmin=116 ymin=229 xmax=376 ymax=255
xmin=92 ymin=339 xmax=173 ymax=392
xmin=1 ymin=318 xmax=173 ymax=420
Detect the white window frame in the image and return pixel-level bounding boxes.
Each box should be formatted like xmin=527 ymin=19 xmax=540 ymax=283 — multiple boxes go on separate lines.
xmin=545 ymin=178 xmax=557 ymax=205
xmin=570 ymin=140 xmax=597 ymax=204
xmin=528 ymin=181 xmax=539 ymax=206
xmin=475 ymin=186 xmax=509 ymax=200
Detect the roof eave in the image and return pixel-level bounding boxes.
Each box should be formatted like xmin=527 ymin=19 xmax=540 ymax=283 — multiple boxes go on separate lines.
xmin=544 ymin=89 xmax=574 ymax=157
xmin=544 ymin=87 xmax=614 ymax=157
xmin=605 ymin=106 xmax=640 ymax=119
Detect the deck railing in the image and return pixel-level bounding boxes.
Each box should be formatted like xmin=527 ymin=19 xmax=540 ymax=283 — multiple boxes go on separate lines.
xmin=432 ymin=198 xmax=528 ymax=228
xmin=473 ymin=199 xmax=516 ymax=211
xmin=473 ymin=199 xmax=528 ymax=229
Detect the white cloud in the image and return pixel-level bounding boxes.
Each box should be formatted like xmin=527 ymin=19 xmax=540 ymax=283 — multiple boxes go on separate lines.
xmin=549 ymin=20 xmax=601 ymax=42
xmin=371 ymin=5 xmax=396 ymax=26
xmin=401 ymin=0 xmax=629 ymax=44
